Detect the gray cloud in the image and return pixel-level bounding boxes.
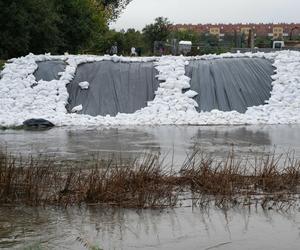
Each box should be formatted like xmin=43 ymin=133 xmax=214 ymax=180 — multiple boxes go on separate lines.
xmin=110 ymin=0 xmax=300 ymax=30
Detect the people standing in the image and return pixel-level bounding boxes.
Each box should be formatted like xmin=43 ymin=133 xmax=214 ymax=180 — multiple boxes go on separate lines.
xmin=130 ymin=47 xmax=137 ymax=56
xmin=110 ymin=42 xmax=118 ymax=55
xmin=136 ymin=47 xmax=142 ymax=57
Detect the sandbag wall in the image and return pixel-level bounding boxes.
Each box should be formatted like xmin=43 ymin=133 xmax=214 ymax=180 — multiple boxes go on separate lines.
xmin=34 ymin=60 xmax=159 ymax=117
xmin=33 ymin=57 xmax=274 ymax=117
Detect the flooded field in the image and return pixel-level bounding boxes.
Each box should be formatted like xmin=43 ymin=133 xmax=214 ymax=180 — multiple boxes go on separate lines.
xmin=1 ymin=125 xmax=300 ymax=167
xmin=1 ymin=125 xmax=300 ymax=249
xmin=1 ymin=205 xmax=300 ymax=250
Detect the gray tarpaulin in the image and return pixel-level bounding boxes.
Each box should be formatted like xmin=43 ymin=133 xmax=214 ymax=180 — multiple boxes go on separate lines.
xmin=34 ymin=60 xmax=65 ymax=81
xmin=185 ymin=58 xmax=274 ymax=113
xmin=66 ymin=61 xmax=159 ymax=116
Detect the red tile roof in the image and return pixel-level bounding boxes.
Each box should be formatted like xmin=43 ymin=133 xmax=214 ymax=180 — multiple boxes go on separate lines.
xmin=172 ymin=23 xmax=300 ymax=36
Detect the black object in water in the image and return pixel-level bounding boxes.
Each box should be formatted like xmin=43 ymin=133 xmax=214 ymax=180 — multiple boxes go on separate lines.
xmin=185 ymin=58 xmax=274 ymax=113
xmin=23 ymin=119 xmax=54 ymax=130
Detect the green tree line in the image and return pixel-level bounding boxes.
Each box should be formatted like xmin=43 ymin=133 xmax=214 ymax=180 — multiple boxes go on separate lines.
xmin=0 ymin=0 xmax=131 ymax=59
xmin=1 ymin=3 xmax=279 ymax=60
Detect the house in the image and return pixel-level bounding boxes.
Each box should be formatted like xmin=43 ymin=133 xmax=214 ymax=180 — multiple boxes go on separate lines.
xmin=172 ymin=23 xmax=300 ymax=40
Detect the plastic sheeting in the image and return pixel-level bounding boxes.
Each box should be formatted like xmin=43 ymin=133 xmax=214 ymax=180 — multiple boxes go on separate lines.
xmin=185 ymin=58 xmax=274 ymax=113
xmin=66 ymin=61 xmax=159 ymax=116
xmin=34 ymin=60 xmax=65 ymax=81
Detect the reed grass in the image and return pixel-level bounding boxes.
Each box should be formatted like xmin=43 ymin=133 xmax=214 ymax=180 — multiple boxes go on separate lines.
xmin=1 ymin=150 xmax=300 ymax=209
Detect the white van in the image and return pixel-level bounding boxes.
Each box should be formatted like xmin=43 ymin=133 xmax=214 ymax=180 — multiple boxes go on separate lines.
xmin=273 ymin=41 xmax=285 ymax=49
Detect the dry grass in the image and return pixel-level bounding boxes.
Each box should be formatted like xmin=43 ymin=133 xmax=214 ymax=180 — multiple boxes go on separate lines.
xmin=0 ymin=151 xmax=178 ymax=208
xmin=180 ymin=151 xmax=300 ymax=196
xmin=1 ymin=150 xmax=300 ymax=209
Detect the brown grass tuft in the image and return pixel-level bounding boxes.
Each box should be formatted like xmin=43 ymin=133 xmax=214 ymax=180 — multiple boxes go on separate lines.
xmin=1 ymin=150 xmax=300 ymax=209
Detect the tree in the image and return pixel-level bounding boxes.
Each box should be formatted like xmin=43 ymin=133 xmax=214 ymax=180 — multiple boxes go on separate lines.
xmin=170 ymin=29 xmax=200 ymax=43
xmin=95 ymin=0 xmax=133 ymax=22
xmin=96 ymin=29 xmax=125 ymax=54
xmin=0 ymin=0 xmax=61 ymax=58
xmin=255 ymin=36 xmax=273 ymax=48
xmin=26 ymin=0 xmax=61 ymax=54
xmin=142 ymin=17 xmax=171 ymax=52
xmin=0 ymin=0 xmax=110 ymax=58
xmin=123 ymin=29 xmax=145 ymax=54
xmin=55 ymin=0 xmax=108 ymax=54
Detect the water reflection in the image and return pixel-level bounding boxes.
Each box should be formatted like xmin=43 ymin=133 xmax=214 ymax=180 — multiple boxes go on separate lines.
xmin=1 ymin=125 xmax=300 ymax=168
xmin=1 ymin=125 xmax=300 ymax=249
xmin=0 ymin=205 xmax=299 ymax=250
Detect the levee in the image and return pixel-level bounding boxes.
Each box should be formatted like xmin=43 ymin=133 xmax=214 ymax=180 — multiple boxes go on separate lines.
xmin=66 ymin=61 xmax=159 ymax=116
xmin=185 ymin=58 xmax=274 ymax=113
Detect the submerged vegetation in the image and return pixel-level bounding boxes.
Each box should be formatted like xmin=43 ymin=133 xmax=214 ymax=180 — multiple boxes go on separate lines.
xmin=1 ymin=150 xmax=300 ymax=209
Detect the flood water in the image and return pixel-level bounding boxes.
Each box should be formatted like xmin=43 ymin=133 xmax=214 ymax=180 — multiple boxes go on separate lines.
xmin=0 ymin=204 xmax=300 ymax=250
xmin=1 ymin=125 xmax=300 ymax=249
xmin=1 ymin=125 xmax=300 ymax=168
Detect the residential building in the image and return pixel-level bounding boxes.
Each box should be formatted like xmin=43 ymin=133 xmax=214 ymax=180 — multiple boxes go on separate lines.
xmin=172 ymin=23 xmax=300 ymax=39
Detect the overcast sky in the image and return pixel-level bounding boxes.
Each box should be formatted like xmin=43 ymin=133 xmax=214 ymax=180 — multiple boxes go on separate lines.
xmin=111 ymin=0 xmax=300 ymax=30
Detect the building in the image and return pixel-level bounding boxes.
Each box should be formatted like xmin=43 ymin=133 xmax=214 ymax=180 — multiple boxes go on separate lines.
xmin=273 ymin=27 xmax=284 ymax=39
xmin=209 ymin=27 xmax=221 ymax=37
xmin=172 ymin=23 xmax=300 ymax=40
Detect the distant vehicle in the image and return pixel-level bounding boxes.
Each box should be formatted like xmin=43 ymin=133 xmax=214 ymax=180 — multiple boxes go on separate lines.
xmin=279 ymin=26 xmax=300 ymax=48
xmin=178 ymin=41 xmax=192 ymax=55
xmin=273 ymin=41 xmax=285 ymax=49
